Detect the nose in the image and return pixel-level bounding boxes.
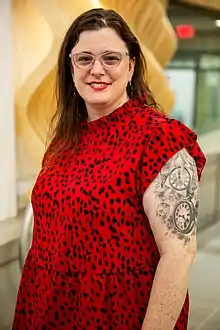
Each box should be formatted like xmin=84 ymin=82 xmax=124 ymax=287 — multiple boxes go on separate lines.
xmin=90 ymin=58 xmax=105 ymax=76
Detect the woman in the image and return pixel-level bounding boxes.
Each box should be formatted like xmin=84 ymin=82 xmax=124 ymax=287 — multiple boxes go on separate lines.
xmin=13 ymin=8 xmax=206 ymax=330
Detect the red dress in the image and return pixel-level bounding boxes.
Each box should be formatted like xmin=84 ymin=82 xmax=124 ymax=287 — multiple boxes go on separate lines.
xmin=13 ymin=96 xmax=206 ymax=329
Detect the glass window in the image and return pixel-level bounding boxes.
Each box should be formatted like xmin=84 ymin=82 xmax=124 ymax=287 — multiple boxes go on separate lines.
xmin=200 ymin=55 xmax=220 ymax=70
xmin=168 ymin=58 xmax=196 ymax=69
xmin=195 ymin=70 xmax=220 ymax=133
xmin=165 ymin=68 xmax=196 ymax=129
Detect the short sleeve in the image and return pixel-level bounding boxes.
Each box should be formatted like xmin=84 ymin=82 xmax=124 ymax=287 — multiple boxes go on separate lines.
xmin=136 ymin=119 xmax=206 ymax=196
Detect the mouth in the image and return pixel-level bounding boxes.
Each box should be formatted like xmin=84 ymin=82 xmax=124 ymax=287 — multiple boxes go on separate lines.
xmin=88 ymin=82 xmax=111 ymax=87
xmin=87 ymin=82 xmax=111 ymax=91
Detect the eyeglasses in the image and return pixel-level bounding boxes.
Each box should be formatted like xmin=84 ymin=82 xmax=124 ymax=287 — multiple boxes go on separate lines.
xmin=69 ymin=51 xmax=129 ymax=69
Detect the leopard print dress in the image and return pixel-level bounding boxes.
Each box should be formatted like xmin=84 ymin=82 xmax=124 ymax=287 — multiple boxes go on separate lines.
xmin=13 ymin=96 xmax=206 ymax=329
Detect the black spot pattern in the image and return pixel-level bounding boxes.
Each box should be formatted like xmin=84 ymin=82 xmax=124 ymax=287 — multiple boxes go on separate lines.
xmin=13 ymin=96 xmax=206 ymax=329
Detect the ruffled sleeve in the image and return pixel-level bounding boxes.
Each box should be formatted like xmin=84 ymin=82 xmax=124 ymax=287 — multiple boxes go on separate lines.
xmin=136 ymin=119 xmax=206 ymax=196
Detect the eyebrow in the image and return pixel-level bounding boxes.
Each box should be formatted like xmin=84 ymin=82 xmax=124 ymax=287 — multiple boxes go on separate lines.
xmin=75 ymin=50 xmax=121 ymax=55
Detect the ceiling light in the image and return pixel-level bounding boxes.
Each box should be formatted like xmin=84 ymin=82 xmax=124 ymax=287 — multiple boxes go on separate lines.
xmin=90 ymin=0 xmax=101 ymax=7
xmin=215 ymin=19 xmax=220 ymax=27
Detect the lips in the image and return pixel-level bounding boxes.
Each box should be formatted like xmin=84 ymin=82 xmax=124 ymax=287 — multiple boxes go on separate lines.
xmin=87 ymin=82 xmax=111 ymax=91
xmin=88 ymin=82 xmax=111 ymax=87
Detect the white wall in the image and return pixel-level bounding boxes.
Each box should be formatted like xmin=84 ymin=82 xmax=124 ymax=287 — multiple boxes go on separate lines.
xmin=0 ymin=0 xmax=17 ymax=221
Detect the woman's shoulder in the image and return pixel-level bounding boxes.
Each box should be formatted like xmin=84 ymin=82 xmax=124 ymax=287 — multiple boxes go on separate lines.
xmin=137 ymin=105 xmax=176 ymax=126
xmin=134 ymin=107 xmax=206 ymax=193
xmin=41 ymin=138 xmax=59 ymax=168
xmin=134 ymin=105 xmax=196 ymax=140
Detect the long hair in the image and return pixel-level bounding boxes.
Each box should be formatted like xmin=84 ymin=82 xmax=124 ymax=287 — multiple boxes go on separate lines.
xmin=49 ymin=8 xmax=160 ymax=156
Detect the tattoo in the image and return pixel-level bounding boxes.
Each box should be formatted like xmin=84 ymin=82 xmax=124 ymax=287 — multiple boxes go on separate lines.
xmin=155 ymin=149 xmax=199 ymax=244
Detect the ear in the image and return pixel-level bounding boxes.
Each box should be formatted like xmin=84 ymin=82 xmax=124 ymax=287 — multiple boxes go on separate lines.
xmin=70 ymin=64 xmax=74 ymax=80
xmin=71 ymin=72 xmax=75 ymax=85
xmin=129 ymin=57 xmax=135 ymax=80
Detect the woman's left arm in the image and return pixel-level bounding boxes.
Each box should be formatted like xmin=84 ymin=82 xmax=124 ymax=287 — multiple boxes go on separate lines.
xmin=142 ymin=148 xmax=199 ymax=330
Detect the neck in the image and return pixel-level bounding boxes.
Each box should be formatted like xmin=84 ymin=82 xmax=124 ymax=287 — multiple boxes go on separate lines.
xmin=86 ymin=93 xmax=129 ymax=122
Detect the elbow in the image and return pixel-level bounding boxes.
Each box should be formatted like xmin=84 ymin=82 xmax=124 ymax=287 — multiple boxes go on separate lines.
xmin=186 ymin=240 xmax=197 ymax=263
xmin=159 ymin=253 xmax=196 ymax=273
xmin=160 ymin=237 xmax=197 ymax=265
xmin=161 ymin=247 xmax=197 ymax=266
xmin=183 ymin=250 xmax=197 ymax=266
xmin=188 ymin=249 xmax=197 ymax=265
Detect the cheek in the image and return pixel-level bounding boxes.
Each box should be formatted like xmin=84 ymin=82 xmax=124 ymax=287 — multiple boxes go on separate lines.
xmin=115 ymin=63 xmax=130 ymax=82
xmin=113 ymin=68 xmax=130 ymax=86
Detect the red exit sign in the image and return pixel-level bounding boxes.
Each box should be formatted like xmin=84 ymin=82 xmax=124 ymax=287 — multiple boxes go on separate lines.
xmin=176 ymin=25 xmax=195 ymax=39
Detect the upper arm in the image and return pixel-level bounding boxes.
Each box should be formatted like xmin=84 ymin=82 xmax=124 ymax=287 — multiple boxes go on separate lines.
xmin=143 ymin=148 xmax=199 ymax=257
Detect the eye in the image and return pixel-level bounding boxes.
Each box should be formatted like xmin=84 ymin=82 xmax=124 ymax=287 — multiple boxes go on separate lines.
xmin=75 ymin=53 xmax=93 ymax=66
xmin=103 ymin=52 xmax=121 ymax=66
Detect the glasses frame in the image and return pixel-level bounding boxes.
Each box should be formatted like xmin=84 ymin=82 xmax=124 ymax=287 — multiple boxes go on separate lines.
xmin=69 ymin=51 xmax=130 ymax=70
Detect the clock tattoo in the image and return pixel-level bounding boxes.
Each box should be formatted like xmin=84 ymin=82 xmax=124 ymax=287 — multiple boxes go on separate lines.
xmin=173 ymin=200 xmax=196 ymax=234
xmin=154 ymin=149 xmax=199 ymax=243
xmin=169 ymin=166 xmax=190 ymax=191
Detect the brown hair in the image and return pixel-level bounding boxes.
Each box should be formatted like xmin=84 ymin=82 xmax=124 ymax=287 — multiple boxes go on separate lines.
xmin=49 ymin=8 xmax=160 ymax=154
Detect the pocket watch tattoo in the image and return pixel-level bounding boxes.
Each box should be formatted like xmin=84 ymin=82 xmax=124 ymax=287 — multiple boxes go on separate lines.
xmin=155 ymin=149 xmax=199 ymax=244
xmin=173 ymin=200 xmax=196 ymax=234
xmin=169 ymin=167 xmax=190 ymax=191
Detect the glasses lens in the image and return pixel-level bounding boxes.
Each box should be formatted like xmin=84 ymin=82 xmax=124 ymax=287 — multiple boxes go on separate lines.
xmin=74 ymin=53 xmax=94 ymax=68
xmin=102 ymin=52 xmax=122 ymax=68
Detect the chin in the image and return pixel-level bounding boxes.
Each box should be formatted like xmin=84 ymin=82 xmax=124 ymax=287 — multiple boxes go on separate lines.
xmin=86 ymin=93 xmax=111 ymax=105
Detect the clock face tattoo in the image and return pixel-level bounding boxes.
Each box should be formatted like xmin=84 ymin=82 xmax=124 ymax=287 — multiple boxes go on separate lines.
xmin=169 ymin=167 xmax=190 ymax=191
xmin=173 ymin=200 xmax=195 ymax=234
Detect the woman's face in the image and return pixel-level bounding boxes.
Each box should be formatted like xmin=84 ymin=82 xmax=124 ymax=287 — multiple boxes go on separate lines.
xmin=70 ymin=28 xmax=135 ymax=116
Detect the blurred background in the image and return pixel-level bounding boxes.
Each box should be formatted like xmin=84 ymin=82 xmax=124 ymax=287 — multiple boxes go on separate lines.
xmin=0 ymin=0 xmax=220 ymax=329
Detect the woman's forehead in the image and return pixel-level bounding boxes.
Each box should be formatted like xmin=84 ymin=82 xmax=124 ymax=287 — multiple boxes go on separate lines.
xmin=72 ymin=28 xmax=127 ymax=53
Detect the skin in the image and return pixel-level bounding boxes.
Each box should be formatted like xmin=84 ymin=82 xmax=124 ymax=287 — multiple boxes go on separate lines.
xmin=70 ymin=27 xmax=135 ymax=121
xmin=142 ymin=149 xmax=199 ymax=329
